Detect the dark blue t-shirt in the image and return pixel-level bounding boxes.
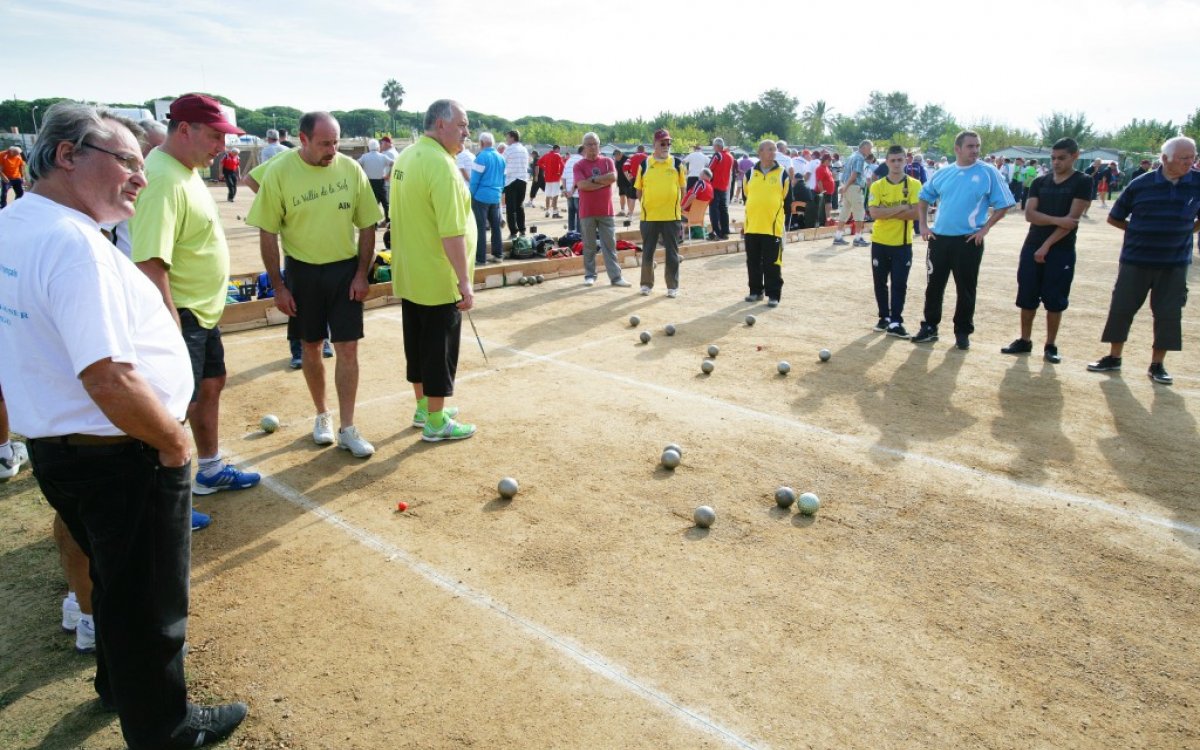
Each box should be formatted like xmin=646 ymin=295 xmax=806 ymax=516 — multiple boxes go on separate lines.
xmin=1109 ymin=169 xmax=1200 ymax=267
xmin=1025 ymin=171 xmax=1092 ymax=251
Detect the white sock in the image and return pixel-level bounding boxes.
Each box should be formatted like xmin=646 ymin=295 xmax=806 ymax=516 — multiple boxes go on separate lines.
xmin=68 ymin=591 xmax=77 ymax=603
xmin=197 ymin=455 xmax=221 ymax=476
xmin=834 ymin=230 xmax=843 ymax=240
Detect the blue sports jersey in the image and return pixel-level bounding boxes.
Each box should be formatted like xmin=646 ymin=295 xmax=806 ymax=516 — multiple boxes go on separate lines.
xmin=920 ymin=161 xmax=1015 ymax=236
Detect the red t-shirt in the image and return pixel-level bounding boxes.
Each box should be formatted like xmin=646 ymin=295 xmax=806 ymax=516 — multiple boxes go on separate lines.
xmin=624 ymin=152 xmax=647 ymax=180
xmin=815 ymin=164 xmax=836 ymax=195
xmin=574 ymin=156 xmax=615 ymax=218
xmin=221 ymin=154 xmax=240 ymax=172
xmin=538 ymin=152 xmax=566 ymax=182
xmin=683 ymin=179 xmax=713 ymax=207
xmin=708 ymin=151 xmax=734 ymax=191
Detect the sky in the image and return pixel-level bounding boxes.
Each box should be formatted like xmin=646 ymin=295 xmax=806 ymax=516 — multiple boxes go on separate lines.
xmin=9 ymin=0 xmax=1200 ymax=137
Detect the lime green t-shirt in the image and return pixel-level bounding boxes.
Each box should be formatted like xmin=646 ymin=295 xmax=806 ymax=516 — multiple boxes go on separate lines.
xmin=389 ymin=136 xmax=476 ymax=306
xmin=1023 ymin=165 xmax=1038 ymax=187
xmin=245 ymin=150 xmax=382 ymax=264
xmin=130 ymin=148 xmax=229 ymax=329
xmin=867 ymin=175 xmax=922 ymax=246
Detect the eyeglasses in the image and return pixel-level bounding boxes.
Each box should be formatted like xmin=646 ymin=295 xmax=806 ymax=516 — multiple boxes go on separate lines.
xmin=81 ymin=142 xmax=145 ymax=175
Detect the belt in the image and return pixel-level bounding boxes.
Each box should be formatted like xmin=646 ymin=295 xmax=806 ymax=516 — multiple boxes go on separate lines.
xmin=35 ymin=434 xmax=138 ymax=447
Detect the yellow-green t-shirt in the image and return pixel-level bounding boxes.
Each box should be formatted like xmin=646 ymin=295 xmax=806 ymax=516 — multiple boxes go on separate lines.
xmin=634 ymin=156 xmax=686 ymax=221
xmin=130 ymin=148 xmax=229 ymax=328
xmin=389 ymin=136 xmax=477 ymax=306
xmin=245 ymin=150 xmax=382 ymax=264
xmin=743 ymin=162 xmax=789 ymax=237
xmin=867 ymin=175 xmax=922 ymax=246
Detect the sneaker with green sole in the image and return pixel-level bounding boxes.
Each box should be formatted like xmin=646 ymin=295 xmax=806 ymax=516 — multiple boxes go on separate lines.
xmin=422 ymin=417 xmax=476 ymax=442
xmin=412 ymin=405 xmax=459 ymax=428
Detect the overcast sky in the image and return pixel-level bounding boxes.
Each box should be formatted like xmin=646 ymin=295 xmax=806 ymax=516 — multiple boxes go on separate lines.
xmin=10 ymin=0 xmax=1200 ymax=136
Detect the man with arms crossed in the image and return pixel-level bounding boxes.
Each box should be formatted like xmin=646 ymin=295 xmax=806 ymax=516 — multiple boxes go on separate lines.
xmin=575 ymin=132 xmax=631 ymax=287
xmin=1087 ymin=136 xmax=1200 ymax=384
xmin=1001 ymin=138 xmax=1091 ymax=363
xmin=912 ymin=130 xmax=1015 ymax=349
xmin=391 ymin=100 xmax=478 ymax=440
xmin=866 ymin=145 xmax=923 ymax=338
xmin=130 ymin=94 xmax=261 ymax=504
xmin=0 ymin=101 xmax=245 ymax=750
xmin=247 ymin=112 xmax=382 ymax=456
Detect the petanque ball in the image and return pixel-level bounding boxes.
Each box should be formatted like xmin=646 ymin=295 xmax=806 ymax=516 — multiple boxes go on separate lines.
xmin=629 ymin=315 xmax=641 ymax=327
xmin=778 ymin=361 xmax=791 ymax=374
xmin=745 ymin=315 xmax=756 ymax=326
xmin=661 ymin=449 xmax=681 ymax=469
xmin=498 ymin=477 xmax=519 ymax=499
xmin=775 ymin=486 xmax=797 ymax=508
xmin=664 ymin=443 xmax=683 ymax=457
xmin=819 ymin=349 xmax=832 ymax=362
xmin=701 ymin=359 xmax=715 ymax=374
xmin=707 ymin=344 xmax=720 ymax=357
xmin=798 ymin=492 xmax=821 ymax=515
xmin=693 ymin=505 xmax=716 ymax=528
xmin=260 ymin=414 xmax=280 ymax=433
xmin=665 ymin=324 xmax=676 ymax=336
xmin=640 ymin=331 xmax=652 ymax=344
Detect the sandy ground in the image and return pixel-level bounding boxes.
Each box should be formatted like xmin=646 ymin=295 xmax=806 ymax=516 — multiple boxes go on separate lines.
xmin=2 ymin=194 xmax=1199 ymax=750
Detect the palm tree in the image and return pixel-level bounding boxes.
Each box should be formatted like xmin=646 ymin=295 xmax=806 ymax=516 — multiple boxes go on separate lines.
xmin=801 ymin=100 xmax=833 ymax=144
xmin=380 ymin=79 xmax=405 ymax=135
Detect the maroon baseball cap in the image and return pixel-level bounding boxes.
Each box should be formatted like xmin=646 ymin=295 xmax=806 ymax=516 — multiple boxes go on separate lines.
xmin=168 ymin=94 xmax=245 ymax=135
xmin=653 ymin=128 xmax=671 ymax=143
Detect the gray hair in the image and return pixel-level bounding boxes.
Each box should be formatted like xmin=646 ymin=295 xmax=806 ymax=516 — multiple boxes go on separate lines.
xmin=1162 ymin=135 xmax=1197 ymax=158
xmin=581 ymin=131 xmax=600 ymax=145
xmin=266 ymin=128 xmax=279 ymax=140
xmin=138 ymin=118 xmax=167 ymax=139
xmin=28 ymin=101 xmax=143 ymax=181
xmin=758 ymin=139 xmax=777 ymax=152
xmin=859 ymin=139 xmax=873 ymax=149
xmin=712 ymin=137 xmax=725 ymax=148
xmin=367 ymin=138 xmax=380 ymax=151
xmin=423 ymin=99 xmax=462 ymax=131
xmin=701 ymin=168 xmax=712 ymax=178
xmin=479 ymin=132 xmax=494 ymax=146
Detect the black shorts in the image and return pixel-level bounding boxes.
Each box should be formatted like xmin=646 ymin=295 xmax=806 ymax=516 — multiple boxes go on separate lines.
xmin=1015 ymin=241 xmax=1076 ymax=312
xmin=284 ymin=256 xmax=364 ymax=344
xmin=178 ymin=308 xmax=226 ymax=399
xmin=401 ymin=298 xmax=461 ymax=398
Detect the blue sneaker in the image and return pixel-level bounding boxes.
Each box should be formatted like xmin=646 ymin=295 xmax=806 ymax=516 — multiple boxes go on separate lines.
xmin=193 ymin=463 xmax=261 ymax=496
xmin=191 ymin=509 xmax=211 ymax=531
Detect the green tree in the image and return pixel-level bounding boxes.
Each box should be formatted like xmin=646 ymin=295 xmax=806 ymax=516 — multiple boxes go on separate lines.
xmin=800 ymin=100 xmax=833 ymax=144
xmin=913 ymin=104 xmax=955 ymax=150
xmin=380 ymin=79 xmax=405 ymax=134
xmin=855 ymin=91 xmax=917 ymax=141
xmin=1110 ymin=118 xmax=1177 ymax=153
xmin=1183 ymin=106 xmax=1200 ymax=143
xmin=942 ymin=120 xmax=1038 ymax=155
xmin=1037 ymin=111 xmax=1095 ymax=146
xmin=741 ymin=89 xmax=798 ymax=141
xmin=829 ymin=115 xmax=865 ymax=146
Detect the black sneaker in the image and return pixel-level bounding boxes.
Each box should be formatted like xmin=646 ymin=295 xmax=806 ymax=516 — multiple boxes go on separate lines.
xmin=1001 ymin=338 xmax=1032 ymax=355
xmin=1043 ymin=344 xmax=1061 ymax=364
xmin=1087 ymin=355 xmax=1122 ymax=372
xmin=955 ymin=334 xmax=970 ymax=351
xmin=887 ymin=323 xmax=910 ymax=339
xmin=911 ymin=324 xmax=938 ymax=344
xmin=1148 ymin=362 xmax=1173 ymax=385
xmin=170 ymin=702 xmax=248 ymax=748
xmin=873 ymin=317 xmax=890 ymax=332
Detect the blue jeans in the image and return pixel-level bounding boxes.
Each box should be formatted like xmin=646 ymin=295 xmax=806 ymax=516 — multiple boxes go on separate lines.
xmin=30 ymin=439 xmax=192 ymax=749
xmin=472 ymin=199 xmax=502 ymax=262
xmin=567 ymin=196 xmax=580 ymax=232
xmin=708 ymin=188 xmax=730 ymax=237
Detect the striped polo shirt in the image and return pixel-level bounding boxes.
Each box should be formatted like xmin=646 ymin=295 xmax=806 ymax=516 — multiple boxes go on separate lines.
xmin=1109 ymin=168 xmax=1200 ymax=267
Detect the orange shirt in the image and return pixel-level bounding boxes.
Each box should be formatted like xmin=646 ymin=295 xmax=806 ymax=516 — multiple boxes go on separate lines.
xmin=0 ymin=153 xmax=25 ymax=180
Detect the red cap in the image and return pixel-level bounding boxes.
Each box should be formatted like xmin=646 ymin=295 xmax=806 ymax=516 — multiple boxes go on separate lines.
xmin=653 ymin=128 xmax=671 ymax=143
xmin=168 ymin=94 xmax=245 ymax=135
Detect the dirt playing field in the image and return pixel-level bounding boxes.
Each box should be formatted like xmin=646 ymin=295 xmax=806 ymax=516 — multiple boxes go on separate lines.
xmin=2 ymin=184 xmax=1199 ymax=749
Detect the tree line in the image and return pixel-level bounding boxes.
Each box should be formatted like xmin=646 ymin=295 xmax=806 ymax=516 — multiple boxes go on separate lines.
xmin=3 ymin=86 xmax=1198 ymax=158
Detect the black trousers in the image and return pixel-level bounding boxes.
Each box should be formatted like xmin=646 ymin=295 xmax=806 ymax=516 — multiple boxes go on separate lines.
xmin=504 ymin=180 xmax=526 ymax=233
xmin=922 ymin=234 xmax=984 ymax=335
xmin=223 ymin=169 xmax=237 ymax=201
xmin=871 ymin=242 xmax=913 ymax=322
xmin=30 ymin=439 xmax=192 ymax=749
xmin=369 ymin=177 xmax=389 ymax=218
xmin=745 ymin=233 xmax=784 ymax=300
xmin=708 ymin=188 xmax=730 ymax=237
xmin=1101 ymin=263 xmax=1189 ymax=351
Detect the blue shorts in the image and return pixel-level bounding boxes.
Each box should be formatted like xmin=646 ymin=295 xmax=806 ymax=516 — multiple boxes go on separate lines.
xmin=1015 ymin=241 xmax=1076 ymax=313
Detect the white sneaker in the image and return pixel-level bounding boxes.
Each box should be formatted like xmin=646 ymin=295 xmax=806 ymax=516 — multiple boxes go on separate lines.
xmin=62 ymin=595 xmax=81 ymax=632
xmin=640 ymin=286 xmax=652 ymax=296
xmin=666 ymin=288 xmax=679 ymax=298
xmin=583 ymin=277 xmax=596 ymax=286
xmin=337 ymin=426 xmax=375 ymax=458
xmin=75 ymin=614 xmax=96 ymax=654
xmin=313 ymin=412 xmax=334 ymax=446
xmin=0 ymin=440 xmax=27 ymax=480
xmin=611 ymin=278 xmax=632 ymax=287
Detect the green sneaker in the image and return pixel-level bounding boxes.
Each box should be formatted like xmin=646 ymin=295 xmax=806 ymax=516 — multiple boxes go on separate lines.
xmin=412 ymin=405 xmax=459 ymax=428
xmin=422 ymin=417 xmax=476 ymax=442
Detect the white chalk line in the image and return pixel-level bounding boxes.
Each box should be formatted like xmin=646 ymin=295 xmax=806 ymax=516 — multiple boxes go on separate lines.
xmin=231 ymin=470 xmax=763 ymax=750
xmin=488 ymin=341 xmax=1200 ymax=540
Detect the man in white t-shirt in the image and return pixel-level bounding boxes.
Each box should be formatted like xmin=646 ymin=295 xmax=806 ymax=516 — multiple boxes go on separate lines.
xmin=683 ymin=144 xmax=708 ymax=190
xmin=563 ymin=145 xmax=584 ymax=232
xmin=456 ymin=143 xmax=476 ymax=183
xmin=358 ymin=138 xmax=392 ymax=218
xmin=0 ymin=102 xmax=247 ymax=750
xmin=260 ymin=128 xmax=287 ymax=161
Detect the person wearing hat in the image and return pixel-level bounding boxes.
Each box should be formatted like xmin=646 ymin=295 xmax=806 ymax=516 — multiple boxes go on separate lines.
xmin=130 ymin=93 xmax=261 ymax=508
xmin=634 ymin=128 xmax=687 ymax=297
xmin=0 ymin=145 xmax=26 ymax=208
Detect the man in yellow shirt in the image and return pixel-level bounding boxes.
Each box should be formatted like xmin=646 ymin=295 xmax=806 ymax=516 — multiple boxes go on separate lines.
xmin=247 ymin=112 xmax=381 ymax=457
xmin=131 ymin=94 xmax=261 ymax=502
xmin=866 ymin=145 xmax=922 ymax=338
xmin=742 ymin=139 xmax=789 ymax=307
xmin=634 ymin=128 xmax=687 ymax=297
xmin=390 ymin=100 xmax=477 ymax=442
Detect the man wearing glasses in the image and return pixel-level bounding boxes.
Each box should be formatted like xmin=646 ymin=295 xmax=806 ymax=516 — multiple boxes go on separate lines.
xmin=130 ymin=94 xmax=261 ymax=509
xmin=634 ymin=128 xmax=687 ymax=297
